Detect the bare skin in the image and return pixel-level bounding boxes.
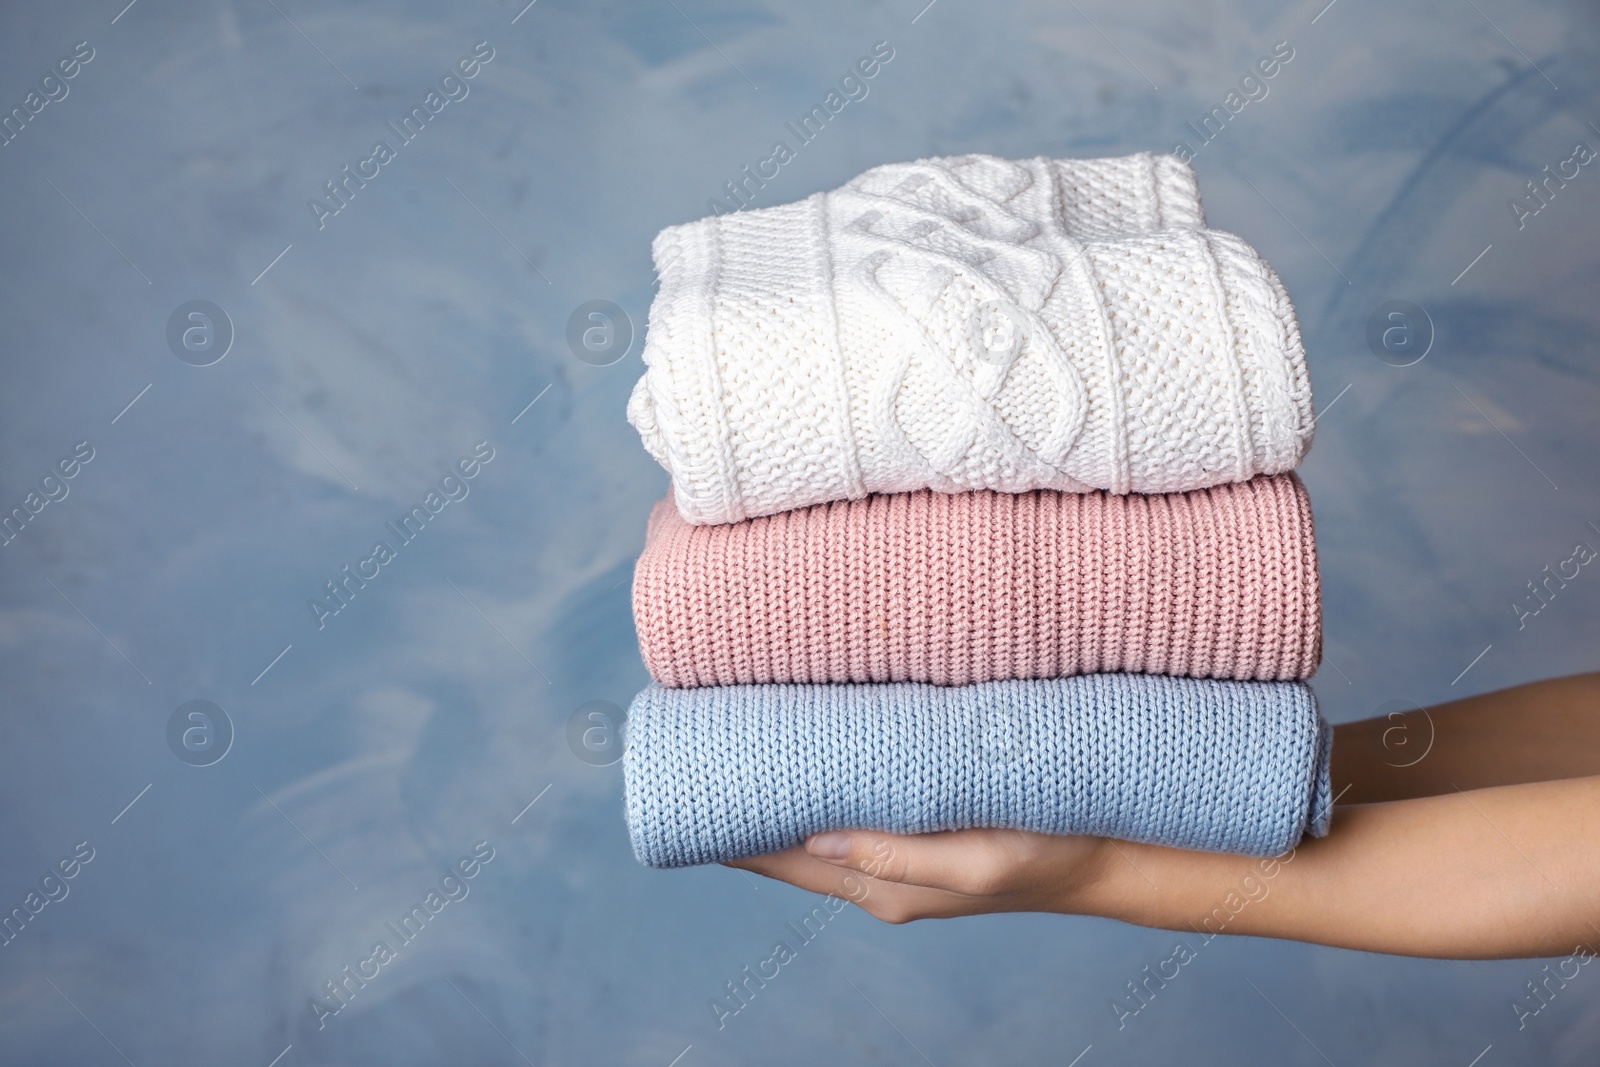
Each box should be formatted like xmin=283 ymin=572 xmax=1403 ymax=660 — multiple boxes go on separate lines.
xmin=727 ymin=673 xmax=1600 ymax=959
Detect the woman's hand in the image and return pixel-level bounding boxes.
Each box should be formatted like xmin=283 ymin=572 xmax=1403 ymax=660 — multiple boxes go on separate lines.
xmin=725 ymin=676 xmax=1600 ymax=958
xmin=726 ymin=828 xmax=1115 ymax=923
xmin=730 ymin=774 xmax=1600 ymax=958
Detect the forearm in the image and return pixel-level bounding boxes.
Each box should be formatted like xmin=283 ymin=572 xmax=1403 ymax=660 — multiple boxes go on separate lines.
xmin=1331 ymin=672 xmax=1600 ymax=803
xmin=1071 ymin=776 xmax=1600 ymax=958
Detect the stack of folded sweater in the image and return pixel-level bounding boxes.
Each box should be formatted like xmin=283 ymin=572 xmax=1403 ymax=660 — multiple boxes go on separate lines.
xmin=621 ymin=152 xmax=1331 ymax=869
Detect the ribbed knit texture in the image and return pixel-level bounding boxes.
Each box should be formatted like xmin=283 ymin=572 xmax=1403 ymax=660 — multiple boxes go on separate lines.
xmin=633 ymin=472 xmax=1321 ymax=687
xmin=623 ymin=674 xmax=1334 ymax=868
xmin=626 ymin=151 xmax=1313 ymax=525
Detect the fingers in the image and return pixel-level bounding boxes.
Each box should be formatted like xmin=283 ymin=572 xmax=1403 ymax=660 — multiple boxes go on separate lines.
xmin=802 ymin=828 xmax=1045 ymax=897
xmin=721 ymin=828 xmax=1090 ymax=921
xmin=722 ymin=849 xmax=997 ymax=924
xmin=725 ymin=850 xmax=863 ymax=898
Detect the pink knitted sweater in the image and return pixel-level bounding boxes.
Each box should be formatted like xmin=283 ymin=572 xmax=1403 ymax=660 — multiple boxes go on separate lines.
xmin=633 ymin=474 xmax=1321 ymax=686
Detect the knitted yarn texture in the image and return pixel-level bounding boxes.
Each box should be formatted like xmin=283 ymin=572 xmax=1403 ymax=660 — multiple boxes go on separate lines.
xmin=633 ymin=472 xmax=1321 ymax=687
xmin=626 ymin=151 xmax=1314 ymax=525
xmin=623 ymin=673 xmax=1334 ymax=868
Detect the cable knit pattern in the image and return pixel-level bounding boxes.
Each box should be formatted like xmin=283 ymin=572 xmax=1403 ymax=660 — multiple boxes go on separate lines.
xmin=626 ymin=151 xmax=1313 ymax=525
xmin=632 ymin=472 xmax=1321 ymax=687
xmin=623 ymin=674 xmax=1334 ymax=868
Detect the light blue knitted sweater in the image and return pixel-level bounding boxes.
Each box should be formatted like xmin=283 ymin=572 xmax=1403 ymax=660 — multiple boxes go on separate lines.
xmin=623 ymin=674 xmax=1332 ymax=868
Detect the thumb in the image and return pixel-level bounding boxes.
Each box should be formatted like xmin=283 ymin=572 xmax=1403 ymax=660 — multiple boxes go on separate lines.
xmin=804 ymin=828 xmax=1028 ymax=896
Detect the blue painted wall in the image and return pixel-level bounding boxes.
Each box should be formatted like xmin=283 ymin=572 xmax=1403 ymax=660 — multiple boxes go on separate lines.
xmin=1 ymin=1 xmax=1597 ymax=1063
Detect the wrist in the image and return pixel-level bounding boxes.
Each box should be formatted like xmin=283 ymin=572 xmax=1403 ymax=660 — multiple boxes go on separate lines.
xmin=1045 ymin=836 xmax=1127 ymax=918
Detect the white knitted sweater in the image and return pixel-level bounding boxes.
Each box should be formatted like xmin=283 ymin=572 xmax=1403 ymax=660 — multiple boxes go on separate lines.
xmin=627 ymin=152 xmax=1313 ymax=525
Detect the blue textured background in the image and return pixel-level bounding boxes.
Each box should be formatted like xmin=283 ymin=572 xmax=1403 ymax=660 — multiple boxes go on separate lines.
xmin=1 ymin=1 xmax=1597 ymax=1064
